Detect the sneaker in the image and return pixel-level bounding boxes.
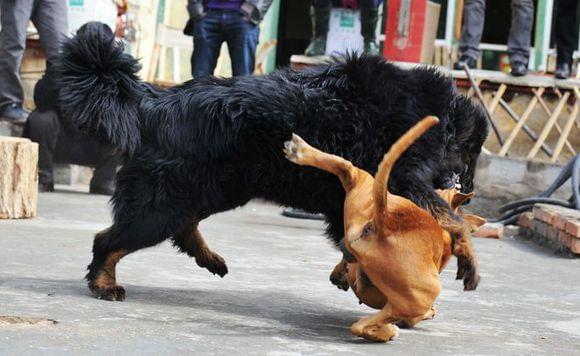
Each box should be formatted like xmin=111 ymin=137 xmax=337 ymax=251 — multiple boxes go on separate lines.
xmin=510 ymin=61 xmax=528 ymax=77
xmin=555 ymin=62 xmax=571 ymax=79
xmin=453 ymin=56 xmax=477 ymax=70
xmin=0 ymin=103 xmax=29 ymax=124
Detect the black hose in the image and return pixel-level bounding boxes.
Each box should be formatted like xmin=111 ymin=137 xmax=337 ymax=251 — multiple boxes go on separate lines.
xmin=495 ymin=155 xmax=579 ymax=225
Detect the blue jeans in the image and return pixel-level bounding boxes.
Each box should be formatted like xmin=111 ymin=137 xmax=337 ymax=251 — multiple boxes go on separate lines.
xmin=192 ymin=9 xmax=260 ymax=78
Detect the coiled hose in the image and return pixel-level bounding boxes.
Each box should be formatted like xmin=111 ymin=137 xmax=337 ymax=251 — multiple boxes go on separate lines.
xmin=490 ymin=154 xmax=580 ymax=225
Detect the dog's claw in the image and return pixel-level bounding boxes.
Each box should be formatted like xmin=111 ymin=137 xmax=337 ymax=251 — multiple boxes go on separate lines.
xmin=196 ymin=250 xmax=229 ymax=278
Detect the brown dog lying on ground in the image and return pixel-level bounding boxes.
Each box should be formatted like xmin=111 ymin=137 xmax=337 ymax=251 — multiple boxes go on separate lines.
xmin=284 ymin=116 xmax=485 ymax=342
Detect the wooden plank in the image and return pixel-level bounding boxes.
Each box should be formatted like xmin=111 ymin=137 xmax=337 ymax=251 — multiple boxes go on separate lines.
xmin=498 ymin=87 xmax=544 ymax=156
xmin=534 ymin=89 xmax=576 ymax=155
xmin=487 ymin=84 xmax=507 ymax=115
xmin=462 ymin=65 xmax=504 ymax=146
xmin=550 ymin=101 xmax=579 ymax=163
xmin=527 ymin=91 xmax=571 ymax=159
xmin=498 ymin=97 xmax=553 ymax=157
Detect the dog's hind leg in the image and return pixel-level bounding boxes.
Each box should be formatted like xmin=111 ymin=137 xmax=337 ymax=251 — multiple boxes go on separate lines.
xmin=284 ymin=134 xmax=359 ymax=191
xmin=171 ymin=221 xmax=228 ymax=277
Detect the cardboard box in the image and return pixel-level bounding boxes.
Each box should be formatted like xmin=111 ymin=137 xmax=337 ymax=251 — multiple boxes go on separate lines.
xmin=383 ymin=0 xmax=440 ymax=63
xmin=325 ymin=8 xmax=364 ymax=56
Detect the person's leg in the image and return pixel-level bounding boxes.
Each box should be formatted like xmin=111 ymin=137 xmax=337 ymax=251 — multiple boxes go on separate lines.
xmin=0 ymin=0 xmax=34 ymax=116
xmin=90 ymin=152 xmax=121 ymax=195
xmin=30 ymin=0 xmax=69 ymax=68
xmin=191 ymin=11 xmax=225 ymax=78
xmin=457 ymin=0 xmax=486 ymax=61
xmin=224 ymin=11 xmax=259 ymax=76
xmin=555 ymin=0 xmax=578 ymax=78
xmin=304 ymin=0 xmax=331 ymax=56
xmin=22 ymin=109 xmax=61 ymax=191
xmin=507 ymin=0 xmax=534 ymax=65
xmin=360 ymin=0 xmax=381 ymax=55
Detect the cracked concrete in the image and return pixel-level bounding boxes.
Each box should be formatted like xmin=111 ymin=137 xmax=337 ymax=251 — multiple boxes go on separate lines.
xmin=1 ymin=187 xmax=579 ymax=355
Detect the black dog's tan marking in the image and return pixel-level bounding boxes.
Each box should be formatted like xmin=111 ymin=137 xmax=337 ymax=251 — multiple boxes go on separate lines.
xmin=172 ymin=222 xmax=228 ymax=277
xmin=57 ymin=22 xmax=489 ymax=300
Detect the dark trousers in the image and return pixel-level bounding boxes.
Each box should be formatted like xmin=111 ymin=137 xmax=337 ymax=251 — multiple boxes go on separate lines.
xmin=459 ymin=0 xmax=534 ymax=64
xmin=0 ymin=0 xmax=68 ymax=108
xmin=191 ymin=9 xmax=260 ymax=78
xmin=556 ymin=0 xmax=579 ymax=66
xmin=23 ymin=110 xmax=120 ymax=186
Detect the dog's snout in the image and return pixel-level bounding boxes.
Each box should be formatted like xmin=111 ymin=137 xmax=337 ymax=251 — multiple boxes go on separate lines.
xmin=339 ymin=238 xmax=357 ymax=263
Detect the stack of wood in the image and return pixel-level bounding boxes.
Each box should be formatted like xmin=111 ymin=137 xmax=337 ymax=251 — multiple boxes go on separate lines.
xmin=518 ymin=204 xmax=580 ymax=255
xmin=0 ymin=136 xmax=39 ymax=219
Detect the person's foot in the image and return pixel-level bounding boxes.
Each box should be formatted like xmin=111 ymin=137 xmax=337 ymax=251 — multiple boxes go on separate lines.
xmin=453 ymin=56 xmax=477 ymax=70
xmin=363 ymin=41 xmax=380 ymax=56
xmin=510 ymin=61 xmax=528 ymax=77
xmin=38 ymin=180 xmax=54 ymax=192
xmin=89 ymin=181 xmax=115 ymax=195
xmin=555 ymin=62 xmax=571 ymax=79
xmin=281 ymin=207 xmax=325 ymax=220
xmin=0 ymin=103 xmax=29 ymax=124
xmin=305 ymin=36 xmax=327 ymax=56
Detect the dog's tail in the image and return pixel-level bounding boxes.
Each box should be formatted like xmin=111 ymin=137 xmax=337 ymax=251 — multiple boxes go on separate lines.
xmin=372 ymin=116 xmax=440 ymax=225
xmin=56 ymin=22 xmax=143 ymax=155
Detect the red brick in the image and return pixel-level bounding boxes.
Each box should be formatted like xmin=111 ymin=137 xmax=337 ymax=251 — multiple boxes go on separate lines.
xmin=558 ymin=230 xmax=568 ymax=243
xmin=518 ymin=212 xmax=534 ymax=229
xmin=534 ymin=220 xmax=548 ymax=237
xmin=546 ymin=226 xmax=559 ymax=241
xmin=565 ymin=220 xmax=580 ymax=238
xmin=554 ymin=213 xmax=571 ymax=231
xmin=532 ymin=205 xmax=544 ymax=221
xmin=474 ymin=223 xmax=503 ymax=239
xmin=569 ymin=238 xmax=580 ymax=254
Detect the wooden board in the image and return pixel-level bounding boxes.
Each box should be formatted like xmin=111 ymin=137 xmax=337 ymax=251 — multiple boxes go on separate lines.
xmin=0 ymin=137 xmax=39 ymax=219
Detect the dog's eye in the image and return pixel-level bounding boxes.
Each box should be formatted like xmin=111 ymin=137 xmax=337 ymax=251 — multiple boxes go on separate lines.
xmin=361 ymin=223 xmax=373 ymax=237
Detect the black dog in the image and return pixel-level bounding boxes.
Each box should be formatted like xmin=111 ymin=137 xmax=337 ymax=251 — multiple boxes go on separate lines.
xmin=57 ymin=22 xmax=489 ymax=301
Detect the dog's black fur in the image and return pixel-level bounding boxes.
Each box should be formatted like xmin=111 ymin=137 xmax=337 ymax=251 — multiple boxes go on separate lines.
xmin=57 ymin=23 xmax=488 ymax=299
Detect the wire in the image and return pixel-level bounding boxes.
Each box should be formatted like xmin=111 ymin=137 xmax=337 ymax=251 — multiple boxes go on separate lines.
xmin=495 ymin=154 xmax=579 ymax=225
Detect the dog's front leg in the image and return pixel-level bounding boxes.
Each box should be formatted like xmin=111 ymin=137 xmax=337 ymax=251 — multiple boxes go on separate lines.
xmin=350 ymin=303 xmax=399 ymax=342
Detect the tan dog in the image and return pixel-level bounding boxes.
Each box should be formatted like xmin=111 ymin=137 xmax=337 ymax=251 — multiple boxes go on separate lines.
xmin=284 ymin=116 xmax=485 ymax=342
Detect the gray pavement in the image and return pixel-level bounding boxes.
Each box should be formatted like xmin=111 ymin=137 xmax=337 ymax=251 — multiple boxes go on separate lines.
xmin=1 ymin=187 xmax=580 ymax=355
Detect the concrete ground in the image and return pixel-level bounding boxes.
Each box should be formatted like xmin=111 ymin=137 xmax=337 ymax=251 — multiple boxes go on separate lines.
xmin=1 ymin=187 xmax=580 ymax=355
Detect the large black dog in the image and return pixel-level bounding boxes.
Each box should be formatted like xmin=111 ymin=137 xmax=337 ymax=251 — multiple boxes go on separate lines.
xmin=57 ymin=23 xmax=489 ymax=301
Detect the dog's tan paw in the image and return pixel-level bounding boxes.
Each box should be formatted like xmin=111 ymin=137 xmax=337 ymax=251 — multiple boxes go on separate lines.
xmin=283 ymin=134 xmax=308 ymax=164
xmin=352 ymin=322 xmax=399 ymax=342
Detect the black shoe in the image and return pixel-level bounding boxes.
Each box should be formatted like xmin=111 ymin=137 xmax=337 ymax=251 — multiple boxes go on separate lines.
xmin=453 ymin=56 xmax=477 ymax=70
xmin=39 ymin=181 xmax=54 ymax=192
xmin=510 ymin=61 xmax=528 ymax=77
xmin=0 ymin=103 xmax=29 ymax=124
xmin=89 ymin=181 xmax=115 ymax=195
xmin=281 ymin=208 xmax=325 ymax=221
xmin=555 ymin=62 xmax=571 ymax=79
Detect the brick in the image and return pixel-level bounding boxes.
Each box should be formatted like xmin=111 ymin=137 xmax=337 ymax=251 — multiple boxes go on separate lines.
xmin=518 ymin=212 xmax=534 ymax=229
xmin=532 ymin=205 xmax=544 ymax=221
xmin=474 ymin=222 xmax=503 ymax=239
xmin=534 ymin=220 xmax=548 ymax=237
xmin=558 ymin=230 xmax=568 ymax=243
xmin=546 ymin=226 xmax=559 ymax=241
xmin=569 ymin=237 xmax=580 ymax=254
xmin=565 ymin=220 xmax=580 ymax=238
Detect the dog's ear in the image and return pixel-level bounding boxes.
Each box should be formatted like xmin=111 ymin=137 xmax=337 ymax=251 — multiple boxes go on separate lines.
xmin=462 ymin=213 xmax=486 ymax=229
xmin=450 ymin=192 xmax=475 ymax=211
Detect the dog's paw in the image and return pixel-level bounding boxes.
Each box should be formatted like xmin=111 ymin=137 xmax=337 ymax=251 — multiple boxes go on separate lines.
xmin=352 ymin=322 xmax=399 ymax=342
xmin=283 ymin=134 xmax=307 ymax=164
xmin=89 ymin=284 xmax=126 ymax=301
xmin=196 ymin=250 xmax=229 ymax=278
